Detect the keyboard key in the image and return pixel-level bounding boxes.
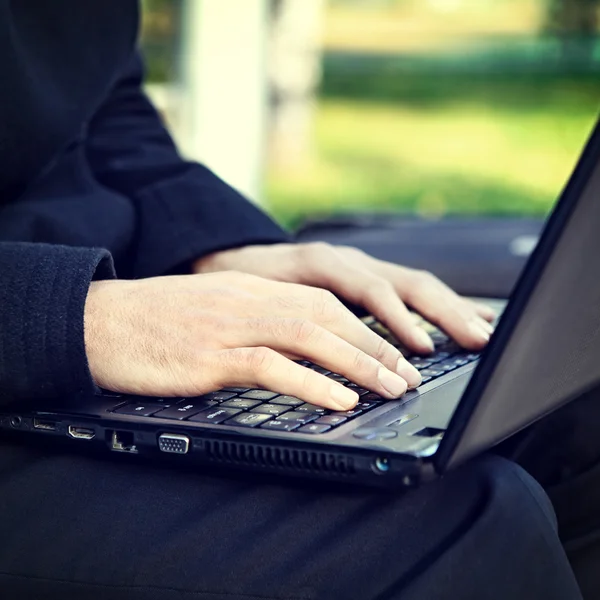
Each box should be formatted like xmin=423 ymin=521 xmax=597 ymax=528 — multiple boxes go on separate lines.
xmin=202 ymin=391 xmax=238 ymax=402
xmin=330 ymin=408 xmax=363 ymax=418
xmin=356 ymin=399 xmax=381 ymax=411
xmin=360 ymin=393 xmax=383 ymax=403
xmin=453 ymin=358 xmax=471 ymax=366
xmin=311 ymin=366 xmax=331 ymax=375
xmin=429 ymin=352 xmax=452 ymax=363
xmin=188 ymin=407 xmax=241 ymax=424
xmin=433 ymin=360 xmax=459 ymax=373
xmin=277 ymin=411 xmax=318 ymax=424
xmin=221 ymin=387 xmax=251 ymax=393
xmin=239 ymin=390 xmax=279 ymax=401
xmin=225 ymin=413 xmax=273 ymax=428
xmin=269 ymin=395 xmax=303 ymax=407
xmin=430 ymin=331 xmax=449 ymax=344
xmin=153 ymin=401 xmax=216 ymax=420
xmin=296 ymin=404 xmax=327 ymax=414
xmin=328 ymin=374 xmax=349 ymax=383
xmin=261 ymin=420 xmax=301 ymax=431
xmin=409 ymin=358 xmax=433 ymax=369
xmin=113 ymin=403 xmax=163 ymax=417
xmin=251 ymin=404 xmax=291 ymax=416
xmin=314 ymin=415 xmax=348 ymax=426
xmin=437 ymin=341 xmax=460 ymax=353
xmin=420 ymin=368 xmax=445 ymax=378
xmin=420 ymin=376 xmax=432 ymax=385
xmin=346 ymin=384 xmax=371 ymax=396
xmin=221 ymin=398 xmax=263 ymax=410
xmin=298 ymin=424 xmax=331 ymax=434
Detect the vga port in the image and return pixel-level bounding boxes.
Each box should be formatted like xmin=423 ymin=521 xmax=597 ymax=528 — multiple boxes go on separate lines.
xmin=158 ymin=433 xmax=190 ymax=454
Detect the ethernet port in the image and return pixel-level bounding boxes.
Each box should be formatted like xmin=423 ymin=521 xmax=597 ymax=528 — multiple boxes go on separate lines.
xmin=109 ymin=430 xmax=138 ymax=454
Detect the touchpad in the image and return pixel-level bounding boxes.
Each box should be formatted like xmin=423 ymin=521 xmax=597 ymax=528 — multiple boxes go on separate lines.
xmin=402 ymin=373 xmax=471 ymax=431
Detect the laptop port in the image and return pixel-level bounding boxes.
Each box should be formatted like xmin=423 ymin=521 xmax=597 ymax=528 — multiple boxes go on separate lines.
xmin=372 ymin=457 xmax=390 ymax=474
xmin=33 ymin=419 xmax=57 ymax=432
xmin=158 ymin=433 xmax=190 ymax=455
xmin=67 ymin=425 xmax=95 ymax=440
xmin=110 ymin=430 xmax=138 ymax=453
xmin=9 ymin=416 xmax=22 ymax=428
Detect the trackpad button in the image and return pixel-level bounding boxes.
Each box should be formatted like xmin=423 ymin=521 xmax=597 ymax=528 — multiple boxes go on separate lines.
xmin=353 ymin=427 xmax=398 ymax=441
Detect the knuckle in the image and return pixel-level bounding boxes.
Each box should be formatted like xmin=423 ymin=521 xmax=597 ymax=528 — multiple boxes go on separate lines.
xmin=413 ymin=269 xmax=438 ymax=287
xmin=289 ymin=319 xmax=320 ymax=345
xmin=404 ymin=270 xmax=441 ymax=304
xmin=299 ymin=365 xmax=315 ymax=392
xmin=374 ymin=336 xmax=396 ymax=362
xmin=361 ymin=278 xmax=394 ymax=303
xmin=247 ymin=346 xmax=277 ymax=373
xmin=304 ymin=241 xmax=333 ymax=256
xmin=311 ymin=289 xmax=342 ymax=322
xmin=272 ymin=293 xmax=307 ymax=313
xmin=298 ymin=242 xmax=335 ymax=267
xmin=229 ymin=346 xmax=276 ymax=374
xmin=351 ymin=350 xmax=377 ymax=375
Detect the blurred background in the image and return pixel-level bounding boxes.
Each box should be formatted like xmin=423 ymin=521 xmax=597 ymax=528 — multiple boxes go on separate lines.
xmin=140 ymin=0 xmax=600 ymax=230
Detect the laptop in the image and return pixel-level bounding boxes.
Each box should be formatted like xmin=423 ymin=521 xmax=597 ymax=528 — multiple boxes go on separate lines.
xmin=2 ymin=116 xmax=600 ymax=489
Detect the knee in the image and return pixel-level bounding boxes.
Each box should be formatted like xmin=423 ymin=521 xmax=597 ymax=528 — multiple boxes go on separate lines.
xmin=462 ymin=454 xmax=558 ymax=532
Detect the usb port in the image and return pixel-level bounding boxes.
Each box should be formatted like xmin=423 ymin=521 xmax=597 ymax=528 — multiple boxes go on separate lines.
xmin=68 ymin=426 xmax=95 ymax=440
xmin=33 ymin=419 xmax=57 ymax=431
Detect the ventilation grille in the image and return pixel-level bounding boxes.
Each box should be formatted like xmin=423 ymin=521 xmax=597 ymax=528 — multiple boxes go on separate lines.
xmin=202 ymin=439 xmax=356 ymax=476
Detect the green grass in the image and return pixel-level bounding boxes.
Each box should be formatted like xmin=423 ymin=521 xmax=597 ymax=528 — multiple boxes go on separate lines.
xmin=266 ymin=91 xmax=598 ymax=229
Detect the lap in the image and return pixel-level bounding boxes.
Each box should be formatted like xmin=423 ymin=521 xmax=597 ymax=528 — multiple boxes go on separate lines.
xmin=503 ymin=384 xmax=600 ymax=599
xmin=0 ymin=434 xmax=581 ymax=600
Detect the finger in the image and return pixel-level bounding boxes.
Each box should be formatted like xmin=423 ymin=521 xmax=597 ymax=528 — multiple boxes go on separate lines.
xmin=468 ymin=300 xmax=497 ymax=323
xmin=400 ymin=273 xmax=492 ymax=350
xmin=245 ymin=280 xmax=421 ymax=387
xmin=232 ymin=317 xmax=413 ymax=397
xmin=300 ymin=259 xmax=436 ymax=355
xmin=214 ymin=346 xmax=359 ymax=410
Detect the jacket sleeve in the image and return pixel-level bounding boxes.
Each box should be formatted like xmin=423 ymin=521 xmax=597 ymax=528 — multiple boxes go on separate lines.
xmin=85 ymin=53 xmax=291 ymax=279
xmin=0 ymin=242 xmax=115 ymax=404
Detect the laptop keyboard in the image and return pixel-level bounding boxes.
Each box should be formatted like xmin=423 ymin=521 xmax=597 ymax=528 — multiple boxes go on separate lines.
xmin=105 ymin=319 xmax=480 ymax=435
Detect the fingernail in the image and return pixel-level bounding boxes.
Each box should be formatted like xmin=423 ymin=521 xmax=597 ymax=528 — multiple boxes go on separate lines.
xmin=415 ymin=329 xmax=435 ymax=352
xmin=396 ymin=358 xmax=421 ymax=389
xmin=330 ymin=385 xmax=358 ymax=410
xmin=479 ymin=319 xmax=495 ymax=335
xmin=378 ymin=367 xmax=408 ymax=398
xmin=469 ymin=321 xmax=490 ymax=343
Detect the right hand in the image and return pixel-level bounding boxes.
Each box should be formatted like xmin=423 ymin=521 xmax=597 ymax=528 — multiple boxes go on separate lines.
xmin=84 ymin=271 xmax=422 ymax=411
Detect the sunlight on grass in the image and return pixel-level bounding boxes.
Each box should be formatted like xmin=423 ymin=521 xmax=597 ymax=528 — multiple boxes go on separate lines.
xmin=266 ymin=100 xmax=597 ymax=228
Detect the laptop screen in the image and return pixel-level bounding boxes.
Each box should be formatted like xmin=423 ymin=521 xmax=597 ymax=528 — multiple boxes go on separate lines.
xmin=436 ymin=115 xmax=600 ymax=471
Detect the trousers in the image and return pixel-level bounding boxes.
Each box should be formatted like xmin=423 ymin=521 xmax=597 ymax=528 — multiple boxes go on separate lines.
xmin=0 ymin=432 xmax=582 ymax=600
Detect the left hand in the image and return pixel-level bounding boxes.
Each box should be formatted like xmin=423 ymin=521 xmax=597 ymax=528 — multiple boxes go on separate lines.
xmin=193 ymin=242 xmax=495 ymax=354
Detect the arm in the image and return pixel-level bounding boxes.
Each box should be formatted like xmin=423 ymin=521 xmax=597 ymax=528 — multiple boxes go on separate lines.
xmin=85 ymin=53 xmax=290 ymax=279
xmin=0 ymin=242 xmax=114 ymax=403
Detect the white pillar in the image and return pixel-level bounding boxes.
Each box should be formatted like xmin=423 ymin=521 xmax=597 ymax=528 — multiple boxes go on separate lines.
xmin=268 ymin=0 xmax=325 ymax=169
xmin=180 ymin=0 xmax=269 ymax=204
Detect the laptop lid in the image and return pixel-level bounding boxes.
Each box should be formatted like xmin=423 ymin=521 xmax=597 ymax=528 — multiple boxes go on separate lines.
xmin=435 ymin=115 xmax=600 ymax=472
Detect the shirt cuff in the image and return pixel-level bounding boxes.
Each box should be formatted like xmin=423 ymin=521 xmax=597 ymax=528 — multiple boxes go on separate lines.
xmin=0 ymin=243 xmax=115 ymax=401
xmin=131 ymin=165 xmax=291 ymax=278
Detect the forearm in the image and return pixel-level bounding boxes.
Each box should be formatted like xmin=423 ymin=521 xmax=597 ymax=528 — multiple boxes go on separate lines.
xmin=0 ymin=242 xmax=115 ymax=403
xmin=86 ymin=53 xmax=290 ymax=278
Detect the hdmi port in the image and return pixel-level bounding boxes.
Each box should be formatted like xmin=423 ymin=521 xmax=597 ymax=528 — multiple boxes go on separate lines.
xmin=33 ymin=419 xmax=57 ymax=431
xmin=68 ymin=426 xmax=95 ymax=440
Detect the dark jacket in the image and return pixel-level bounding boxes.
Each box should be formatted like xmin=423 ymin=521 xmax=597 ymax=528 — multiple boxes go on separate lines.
xmin=0 ymin=0 xmax=289 ymax=402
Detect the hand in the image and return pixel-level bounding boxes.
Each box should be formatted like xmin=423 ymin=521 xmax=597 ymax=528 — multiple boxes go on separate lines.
xmin=84 ymin=272 xmax=423 ymax=410
xmin=193 ymin=243 xmax=495 ymax=353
